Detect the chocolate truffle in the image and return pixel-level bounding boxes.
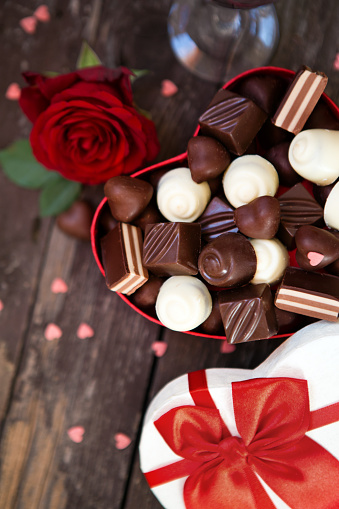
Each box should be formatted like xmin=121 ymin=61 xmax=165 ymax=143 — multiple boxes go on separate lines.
xmin=233 ymin=73 xmax=287 ymax=115
xmin=295 ymin=225 xmax=339 ymax=271
xmin=104 ymin=176 xmax=153 ymax=223
xmin=187 ymin=135 xmax=231 ymax=183
xmin=56 ymin=199 xmax=94 ymax=241
xmin=198 ymin=232 xmax=257 ymax=288
xmin=265 ymin=142 xmax=302 ymax=187
xmin=250 ymin=238 xmax=289 ymax=285
xmin=234 ymin=196 xmax=280 ymax=239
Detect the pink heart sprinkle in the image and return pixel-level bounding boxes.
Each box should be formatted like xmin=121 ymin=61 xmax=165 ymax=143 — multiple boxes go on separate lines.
xmin=307 ymin=251 xmax=324 ymax=266
xmin=333 ymin=53 xmax=339 ymax=71
xmin=76 ymin=323 xmax=94 ymax=339
xmin=220 ymin=341 xmax=236 ymax=354
xmin=67 ymin=426 xmax=85 ymax=443
xmin=20 ymin=16 xmax=37 ymax=34
xmin=0 ymin=300 xmax=4 ymax=312
xmin=51 ymin=277 xmax=68 ymax=294
xmin=44 ymin=323 xmax=62 ymax=341
xmin=5 ymin=83 xmax=21 ymax=100
xmin=114 ymin=432 xmax=131 ymax=450
xmin=152 ymin=341 xmax=168 ymax=357
xmin=34 ymin=5 xmax=51 ymax=22
xmin=161 ymin=79 xmax=178 ymax=97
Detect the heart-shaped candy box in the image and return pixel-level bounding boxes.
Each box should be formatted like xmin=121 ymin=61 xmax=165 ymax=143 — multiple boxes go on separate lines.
xmin=91 ymin=66 xmax=339 ymax=341
xmin=139 ymin=320 xmax=339 ymax=508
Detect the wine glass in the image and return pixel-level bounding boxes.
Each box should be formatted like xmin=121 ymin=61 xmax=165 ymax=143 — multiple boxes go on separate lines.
xmin=168 ymin=0 xmax=280 ymax=83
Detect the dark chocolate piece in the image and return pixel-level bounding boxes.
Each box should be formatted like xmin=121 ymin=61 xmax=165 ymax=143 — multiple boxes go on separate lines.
xmin=143 ymin=222 xmax=201 ymax=277
xmin=198 ymin=196 xmax=238 ymax=242
xmin=272 ymin=66 xmax=328 ymax=134
xmin=305 ymin=100 xmax=339 ymax=131
xmin=131 ymin=275 xmax=164 ymax=311
xmin=198 ymin=89 xmax=267 ymax=155
xmin=265 ymin=142 xmax=302 ymax=187
xmin=256 ymin=119 xmax=294 ymax=151
xmin=104 ymin=176 xmax=153 ymax=223
xmin=56 ymin=199 xmax=94 ymax=241
xmin=274 ymin=302 xmax=315 ymax=335
xmin=187 ymin=135 xmax=231 ymax=183
xmin=218 ymin=283 xmax=278 ymax=343
xmin=277 ymin=183 xmax=324 ymax=249
xmin=234 ymin=196 xmax=280 ymax=239
xmin=198 ymin=232 xmax=256 ymax=287
xmin=295 ymin=225 xmax=339 ymax=271
xmin=101 ymin=222 xmax=148 ymax=295
xmin=326 ymin=231 xmax=339 ymax=276
xmin=200 ymin=294 xmax=224 ymax=335
xmin=233 ymin=73 xmax=287 ymax=115
xmin=133 ymin=199 xmax=164 ymax=231
xmin=275 ymin=267 xmax=339 ymax=322
xmin=313 ymin=179 xmax=338 ymax=207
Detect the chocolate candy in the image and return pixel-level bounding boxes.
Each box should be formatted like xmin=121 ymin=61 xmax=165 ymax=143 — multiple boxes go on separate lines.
xmin=274 ymin=303 xmax=315 ymax=335
xmin=324 ymin=181 xmax=339 ymax=230
xmin=143 ymin=222 xmax=201 ymax=276
xmin=199 ymin=89 xmax=267 ymax=155
xmin=198 ymin=232 xmax=256 ymax=287
xmin=56 ymin=199 xmax=94 ymax=241
xmin=272 ymin=66 xmax=328 ymax=134
xmin=233 ymin=73 xmax=287 ymax=115
xmin=133 ymin=199 xmax=164 ymax=231
xmin=104 ymin=176 xmax=153 ymax=223
xmin=288 ymin=129 xmax=339 ymax=185
xmin=277 ymin=183 xmax=324 ymax=249
xmin=313 ymin=180 xmax=337 ymax=207
xmin=265 ymin=142 xmax=302 ymax=187
xmin=187 ymin=135 xmax=231 ymax=183
xmin=234 ymin=196 xmax=280 ymax=239
xmin=155 ymin=276 xmax=212 ymax=331
xmin=200 ymin=294 xmax=224 ymax=335
xmin=249 ymin=238 xmax=289 ymax=285
xmin=295 ymin=225 xmax=339 ymax=271
xmin=156 ymin=167 xmax=211 ymax=222
xmin=305 ymin=99 xmax=339 ymax=130
xmin=218 ymin=283 xmax=278 ymax=343
xmin=222 ymin=155 xmax=279 ymax=208
xmin=275 ymin=267 xmax=339 ymax=322
xmin=101 ymin=222 xmax=148 ymax=295
xmin=198 ymin=196 xmax=238 ymax=242
xmin=132 ymin=275 xmax=164 ymax=312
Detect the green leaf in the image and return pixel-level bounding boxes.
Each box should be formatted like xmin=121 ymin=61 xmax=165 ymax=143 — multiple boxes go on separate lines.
xmin=130 ymin=68 xmax=150 ymax=84
xmin=0 ymin=139 xmax=57 ymax=189
xmin=39 ymin=177 xmax=81 ymax=217
xmin=76 ymin=41 xmax=101 ymax=69
xmin=42 ymin=71 xmax=60 ymax=77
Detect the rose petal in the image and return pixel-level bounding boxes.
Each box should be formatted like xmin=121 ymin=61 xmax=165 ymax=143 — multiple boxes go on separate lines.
xmin=114 ymin=433 xmax=131 ymax=450
xmin=76 ymin=323 xmax=94 ymax=339
xmin=34 ymin=5 xmax=50 ymax=22
xmin=161 ymin=79 xmax=178 ymax=97
xmin=20 ymin=16 xmax=37 ymax=34
xmin=5 ymin=83 xmax=21 ymax=101
xmin=44 ymin=323 xmax=63 ymax=341
xmin=152 ymin=342 xmax=168 ymax=357
xmin=220 ymin=341 xmax=236 ymax=354
xmin=50 ymin=277 xmax=68 ymax=294
xmin=67 ymin=426 xmax=85 ymax=443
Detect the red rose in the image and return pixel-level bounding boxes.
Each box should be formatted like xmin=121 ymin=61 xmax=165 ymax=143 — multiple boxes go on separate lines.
xmin=19 ymin=66 xmax=160 ymax=184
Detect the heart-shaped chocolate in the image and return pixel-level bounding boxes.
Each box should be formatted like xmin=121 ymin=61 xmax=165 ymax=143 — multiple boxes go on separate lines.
xmin=187 ymin=135 xmax=231 ymax=183
xmin=139 ymin=320 xmax=339 ymax=509
xmin=295 ymin=225 xmax=339 ymax=270
xmin=234 ymin=195 xmax=280 ymax=239
xmin=57 ymin=199 xmax=94 ymax=240
xmin=104 ymin=176 xmax=153 ymax=223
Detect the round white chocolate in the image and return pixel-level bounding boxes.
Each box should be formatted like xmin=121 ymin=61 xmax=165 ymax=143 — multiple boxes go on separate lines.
xmin=156 ymin=167 xmax=211 ymax=222
xmin=250 ymin=238 xmax=289 ymax=285
xmin=324 ymin=181 xmax=339 ymax=229
xmin=222 ymin=155 xmax=279 ymax=208
xmin=288 ymin=129 xmax=339 ymax=186
xmin=155 ymin=276 xmax=212 ymax=332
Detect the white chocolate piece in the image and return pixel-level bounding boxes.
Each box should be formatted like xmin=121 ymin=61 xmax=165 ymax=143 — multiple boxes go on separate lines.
xmin=155 ymin=276 xmax=212 ymax=332
xmin=157 ymin=167 xmax=211 ymax=222
xmin=250 ymin=238 xmax=289 ymax=285
xmin=288 ymin=129 xmax=339 ymax=185
xmin=222 ymin=155 xmax=279 ymax=208
xmin=324 ymin=181 xmax=339 ymax=229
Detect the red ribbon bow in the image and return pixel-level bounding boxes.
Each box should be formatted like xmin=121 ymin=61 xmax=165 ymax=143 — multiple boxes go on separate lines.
xmin=145 ymin=372 xmax=339 ymax=509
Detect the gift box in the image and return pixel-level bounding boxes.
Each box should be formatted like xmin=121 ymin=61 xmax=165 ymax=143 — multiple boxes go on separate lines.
xmin=139 ymin=320 xmax=339 ymax=508
xmin=91 ymin=66 xmax=339 ymax=341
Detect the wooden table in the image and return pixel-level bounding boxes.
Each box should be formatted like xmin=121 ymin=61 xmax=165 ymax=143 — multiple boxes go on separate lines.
xmin=1 ymin=1 xmax=338 ymax=507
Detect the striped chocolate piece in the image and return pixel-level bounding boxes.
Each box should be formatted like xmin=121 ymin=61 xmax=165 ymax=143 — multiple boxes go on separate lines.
xmin=198 ymin=196 xmax=238 ymax=242
xmin=275 ymin=267 xmax=339 ymax=322
xmin=101 ymin=222 xmax=148 ymax=295
xmin=272 ymin=66 xmax=328 ymax=134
